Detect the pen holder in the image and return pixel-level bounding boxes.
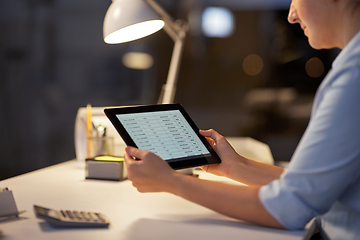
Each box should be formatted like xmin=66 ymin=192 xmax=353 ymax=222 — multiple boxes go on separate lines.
xmin=86 ymin=136 xmax=114 ymax=159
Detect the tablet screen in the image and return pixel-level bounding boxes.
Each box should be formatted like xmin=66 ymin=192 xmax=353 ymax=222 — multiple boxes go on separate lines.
xmin=104 ymin=104 xmax=221 ymax=169
xmin=116 ymin=110 xmax=211 ymax=162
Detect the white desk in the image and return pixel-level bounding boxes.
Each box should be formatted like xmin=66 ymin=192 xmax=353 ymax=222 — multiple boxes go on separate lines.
xmin=0 ymin=160 xmax=314 ymax=240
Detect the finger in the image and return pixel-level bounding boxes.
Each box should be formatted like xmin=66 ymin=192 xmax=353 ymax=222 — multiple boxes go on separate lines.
xmin=200 ymin=129 xmax=217 ymax=139
xmin=124 ymin=153 xmax=139 ymax=171
xmin=200 ymin=165 xmax=209 ymax=172
xmin=200 ymin=129 xmax=223 ymax=143
xmin=125 ymin=146 xmax=148 ymax=160
xmin=199 ymin=129 xmax=213 ymax=137
xmin=124 ymin=152 xmax=134 ymax=164
xmin=199 ymin=130 xmax=215 ymax=144
xmin=123 ymin=153 xmax=137 ymax=180
xmin=203 ymin=136 xmax=215 ymax=148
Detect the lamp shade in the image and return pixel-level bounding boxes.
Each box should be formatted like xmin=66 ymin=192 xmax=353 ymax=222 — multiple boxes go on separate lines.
xmin=103 ymin=0 xmax=165 ymax=44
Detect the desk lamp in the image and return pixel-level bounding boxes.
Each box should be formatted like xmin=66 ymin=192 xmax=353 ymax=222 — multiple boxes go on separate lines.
xmin=103 ymin=0 xmax=188 ymax=104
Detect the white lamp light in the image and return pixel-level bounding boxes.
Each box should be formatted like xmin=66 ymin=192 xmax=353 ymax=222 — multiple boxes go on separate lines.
xmin=103 ymin=0 xmax=188 ymax=104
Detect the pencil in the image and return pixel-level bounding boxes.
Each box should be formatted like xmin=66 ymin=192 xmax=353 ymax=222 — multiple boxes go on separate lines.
xmin=86 ymin=104 xmax=93 ymax=158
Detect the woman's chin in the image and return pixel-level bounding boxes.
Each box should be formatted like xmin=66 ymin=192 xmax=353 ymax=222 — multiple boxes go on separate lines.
xmin=308 ymin=38 xmax=323 ymax=50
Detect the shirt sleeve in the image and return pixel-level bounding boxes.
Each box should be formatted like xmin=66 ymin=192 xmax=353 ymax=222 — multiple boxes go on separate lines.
xmin=259 ymin=67 xmax=360 ymax=230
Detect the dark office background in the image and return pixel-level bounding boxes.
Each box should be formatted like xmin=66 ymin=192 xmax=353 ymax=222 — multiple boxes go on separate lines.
xmin=0 ymin=0 xmax=338 ymax=180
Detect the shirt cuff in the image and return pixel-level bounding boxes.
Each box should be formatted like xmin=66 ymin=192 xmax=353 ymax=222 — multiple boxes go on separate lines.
xmin=259 ymin=179 xmax=316 ymax=230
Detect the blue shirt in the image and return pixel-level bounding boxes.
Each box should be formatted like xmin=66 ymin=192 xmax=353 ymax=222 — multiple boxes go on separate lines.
xmin=259 ymin=31 xmax=360 ymax=240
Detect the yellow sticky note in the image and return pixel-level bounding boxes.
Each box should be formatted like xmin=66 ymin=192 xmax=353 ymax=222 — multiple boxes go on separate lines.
xmin=94 ymin=156 xmax=124 ymax=162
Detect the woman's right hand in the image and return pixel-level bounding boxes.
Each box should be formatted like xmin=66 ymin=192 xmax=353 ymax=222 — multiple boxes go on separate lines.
xmin=199 ymin=129 xmax=247 ymax=178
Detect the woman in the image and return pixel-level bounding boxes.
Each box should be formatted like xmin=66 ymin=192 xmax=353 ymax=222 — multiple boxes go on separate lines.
xmin=124 ymin=0 xmax=360 ymax=239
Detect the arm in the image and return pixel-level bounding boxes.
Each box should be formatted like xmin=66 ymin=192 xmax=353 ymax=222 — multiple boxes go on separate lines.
xmin=199 ymin=129 xmax=284 ymax=186
xmin=124 ymin=146 xmax=284 ymax=228
xmin=259 ymin=66 xmax=360 ymax=230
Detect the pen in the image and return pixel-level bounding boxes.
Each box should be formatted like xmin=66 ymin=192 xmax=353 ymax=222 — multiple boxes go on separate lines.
xmin=86 ymin=104 xmax=93 ymax=158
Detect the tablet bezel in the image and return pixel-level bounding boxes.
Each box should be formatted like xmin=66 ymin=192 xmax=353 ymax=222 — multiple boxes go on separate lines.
xmin=104 ymin=104 xmax=221 ymax=170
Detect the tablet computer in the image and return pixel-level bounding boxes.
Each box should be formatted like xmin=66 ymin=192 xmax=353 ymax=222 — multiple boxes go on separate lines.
xmin=104 ymin=104 xmax=221 ymax=170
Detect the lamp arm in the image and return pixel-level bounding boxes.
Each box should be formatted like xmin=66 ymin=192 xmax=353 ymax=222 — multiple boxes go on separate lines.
xmin=145 ymin=0 xmax=188 ymax=41
xmin=145 ymin=0 xmax=174 ymax=22
xmin=144 ymin=0 xmax=188 ymax=104
xmin=158 ymin=38 xmax=185 ymax=104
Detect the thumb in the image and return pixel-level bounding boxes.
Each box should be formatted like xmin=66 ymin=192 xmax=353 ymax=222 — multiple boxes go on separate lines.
xmin=200 ymin=129 xmax=223 ymax=142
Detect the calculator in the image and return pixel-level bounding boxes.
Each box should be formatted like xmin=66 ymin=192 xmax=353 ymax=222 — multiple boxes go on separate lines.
xmin=34 ymin=205 xmax=110 ymax=228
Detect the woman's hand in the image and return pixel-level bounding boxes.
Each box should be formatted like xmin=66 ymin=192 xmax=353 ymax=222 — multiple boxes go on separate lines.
xmin=200 ymin=129 xmax=284 ymax=185
xmin=124 ymin=141 xmax=283 ymax=229
xmin=200 ymin=129 xmax=247 ymax=178
xmin=124 ymin=146 xmax=179 ymax=193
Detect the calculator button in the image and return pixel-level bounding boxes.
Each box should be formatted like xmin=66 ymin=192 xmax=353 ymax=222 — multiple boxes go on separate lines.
xmin=72 ymin=211 xmax=83 ymax=221
xmin=88 ymin=212 xmax=99 ymax=222
xmin=95 ymin=213 xmax=106 ymax=222
xmin=60 ymin=210 xmax=67 ymax=218
xmin=80 ymin=211 xmax=91 ymax=221
xmin=65 ymin=210 xmax=74 ymax=219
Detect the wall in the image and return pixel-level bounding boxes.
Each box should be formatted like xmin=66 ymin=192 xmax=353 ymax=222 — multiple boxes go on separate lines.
xmin=0 ymin=0 xmax=337 ymax=180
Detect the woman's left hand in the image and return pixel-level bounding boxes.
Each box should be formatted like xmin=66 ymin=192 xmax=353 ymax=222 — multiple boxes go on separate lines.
xmin=124 ymin=146 xmax=178 ymax=193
